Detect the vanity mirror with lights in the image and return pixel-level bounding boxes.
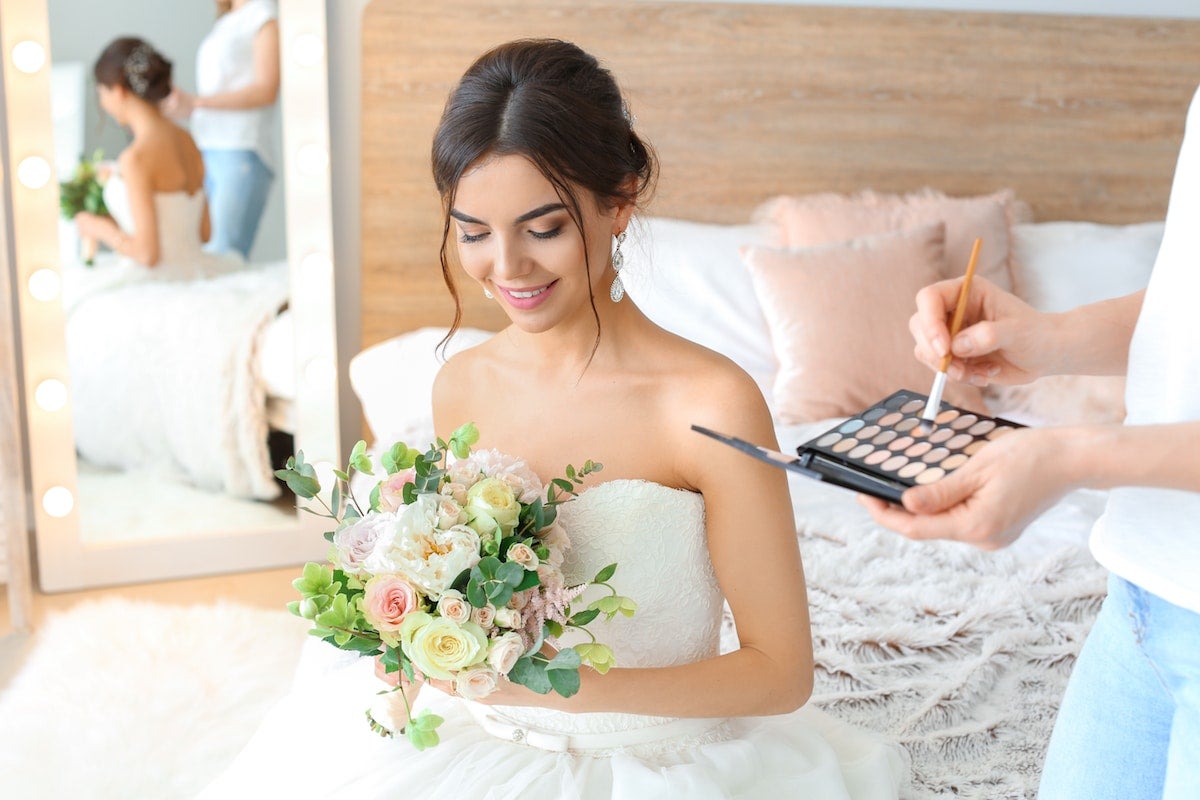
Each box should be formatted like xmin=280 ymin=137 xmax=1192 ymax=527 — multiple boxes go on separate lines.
xmin=0 ymin=0 xmax=339 ymax=592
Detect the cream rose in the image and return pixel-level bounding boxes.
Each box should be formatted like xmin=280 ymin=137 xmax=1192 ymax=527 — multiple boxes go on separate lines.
xmin=471 ymin=604 xmax=496 ymax=629
xmin=494 ymin=607 xmax=522 ymax=629
xmin=362 ymin=575 xmax=421 ymax=632
xmin=440 ymin=480 xmax=469 ymax=506
xmin=399 ymin=612 xmax=489 ymax=680
xmin=487 ymin=631 xmax=527 ymax=675
xmin=454 ymin=665 xmax=500 ymax=700
xmin=435 ymin=497 xmax=467 ymax=530
xmin=465 ymin=478 xmax=521 ymax=536
xmin=436 ymin=589 xmax=472 ymax=625
xmin=537 ymin=522 xmax=570 ymax=567
xmin=506 ymin=542 xmax=539 ymax=570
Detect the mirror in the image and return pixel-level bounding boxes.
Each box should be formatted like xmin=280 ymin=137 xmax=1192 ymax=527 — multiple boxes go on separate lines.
xmin=2 ymin=0 xmax=338 ymax=591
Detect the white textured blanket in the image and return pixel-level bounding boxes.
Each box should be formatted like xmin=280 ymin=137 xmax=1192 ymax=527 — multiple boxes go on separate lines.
xmin=65 ymin=262 xmax=289 ymax=499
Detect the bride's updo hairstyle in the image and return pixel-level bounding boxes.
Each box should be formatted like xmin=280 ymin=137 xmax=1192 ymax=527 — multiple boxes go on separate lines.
xmin=93 ymin=37 xmax=173 ymax=105
xmin=431 ymin=38 xmax=657 ymax=345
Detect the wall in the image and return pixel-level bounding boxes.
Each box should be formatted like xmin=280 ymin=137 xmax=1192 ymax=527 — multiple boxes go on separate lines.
xmin=46 ymin=0 xmax=287 ymax=263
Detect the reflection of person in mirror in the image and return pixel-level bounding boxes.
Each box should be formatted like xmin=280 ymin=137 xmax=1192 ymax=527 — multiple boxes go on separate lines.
xmin=161 ymin=0 xmax=279 ymax=260
xmin=863 ymin=84 xmax=1200 ymax=799
xmin=198 ymin=39 xmax=909 ymax=800
xmin=75 ymin=37 xmax=236 ymax=280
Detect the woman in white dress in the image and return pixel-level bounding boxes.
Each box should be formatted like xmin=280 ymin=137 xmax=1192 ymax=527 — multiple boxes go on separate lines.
xmin=202 ymin=39 xmax=908 ymax=798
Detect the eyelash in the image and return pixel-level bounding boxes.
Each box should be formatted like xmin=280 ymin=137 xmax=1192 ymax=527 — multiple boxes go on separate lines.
xmin=458 ymin=227 xmax=562 ymax=244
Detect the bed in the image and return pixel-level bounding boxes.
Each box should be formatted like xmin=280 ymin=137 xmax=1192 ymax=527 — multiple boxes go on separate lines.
xmin=349 ymin=1 xmax=1200 ymax=796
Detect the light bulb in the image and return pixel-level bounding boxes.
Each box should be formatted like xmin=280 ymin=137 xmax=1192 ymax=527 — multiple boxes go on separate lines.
xmin=28 ymin=268 xmax=62 ymax=301
xmin=34 ymin=379 xmax=68 ymax=411
xmin=17 ymin=156 xmax=52 ymax=189
xmin=42 ymin=486 xmax=75 ymax=518
xmin=11 ymin=40 xmax=46 ymax=74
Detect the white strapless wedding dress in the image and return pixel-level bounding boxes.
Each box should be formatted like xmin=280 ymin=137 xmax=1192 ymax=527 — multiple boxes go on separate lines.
xmin=200 ymin=480 xmax=909 ymax=799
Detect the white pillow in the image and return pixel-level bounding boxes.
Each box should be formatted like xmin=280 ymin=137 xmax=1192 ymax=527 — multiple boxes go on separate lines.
xmin=349 ymin=326 xmax=494 ymax=445
xmin=620 ymin=216 xmax=777 ymax=403
xmin=1012 ymin=221 xmax=1164 ymax=312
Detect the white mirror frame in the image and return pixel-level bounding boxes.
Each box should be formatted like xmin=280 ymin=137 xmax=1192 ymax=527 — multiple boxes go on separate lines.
xmin=1 ymin=0 xmax=339 ymax=591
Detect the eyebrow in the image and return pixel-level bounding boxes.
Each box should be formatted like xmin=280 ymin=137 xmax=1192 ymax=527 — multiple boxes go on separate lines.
xmin=450 ymin=202 xmax=567 ymax=227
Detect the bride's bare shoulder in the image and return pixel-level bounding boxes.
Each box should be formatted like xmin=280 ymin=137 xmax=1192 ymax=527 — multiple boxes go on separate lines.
xmin=432 ymin=332 xmax=502 ymax=424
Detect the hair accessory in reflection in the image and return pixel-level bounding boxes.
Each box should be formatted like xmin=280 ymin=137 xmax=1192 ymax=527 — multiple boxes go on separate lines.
xmin=124 ymin=43 xmax=153 ymax=97
xmin=621 ymin=98 xmax=636 ymax=128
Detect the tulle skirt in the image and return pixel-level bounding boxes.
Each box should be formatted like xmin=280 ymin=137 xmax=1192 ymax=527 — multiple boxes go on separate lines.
xmin=198 ymin=641 xmax=909 ymax=800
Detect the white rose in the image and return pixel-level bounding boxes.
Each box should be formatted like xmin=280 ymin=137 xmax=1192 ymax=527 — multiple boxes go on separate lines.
xmin=494 ymin=607 xmax=522 ymax=629
xmin=436 ymin=589 xmax=472 ymax=625
xmin=487 ymin=631 xmax=526 ymax=675
xmin=332 ymin=511 xmax=397 ymax=575
xmin=506 ymin=542 xmax=539 ymax=570
xmin=455 ymin=665 xmax=500 ymax=700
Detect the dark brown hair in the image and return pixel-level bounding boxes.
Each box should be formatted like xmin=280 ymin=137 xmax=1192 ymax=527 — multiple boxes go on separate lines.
xmin=431 ymin=38 xmax=657 ymax=350
xmin=93 ymin=37 xmax=173 ymax=104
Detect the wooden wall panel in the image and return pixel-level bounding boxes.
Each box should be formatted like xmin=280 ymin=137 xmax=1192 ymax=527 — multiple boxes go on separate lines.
xmin=361 ymin=0 xmax=1200 ymax=344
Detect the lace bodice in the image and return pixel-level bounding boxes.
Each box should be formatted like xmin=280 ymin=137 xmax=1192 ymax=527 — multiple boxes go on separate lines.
xmin=489 ymin=479 xmax=725 ymax=737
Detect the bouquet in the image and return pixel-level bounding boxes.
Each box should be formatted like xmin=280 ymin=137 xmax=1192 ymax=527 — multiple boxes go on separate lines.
xmin=278 ymin=423 xmax=637 ymax=750
xmin=58 ymin=149 xmax=110 ymax=266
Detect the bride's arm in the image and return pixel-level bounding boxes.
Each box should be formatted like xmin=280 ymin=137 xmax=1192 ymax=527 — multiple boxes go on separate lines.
xmin=88 ymin=150 xmax=160 ymax=267
xmin=464 ymin=365 xmax=814 ymax=718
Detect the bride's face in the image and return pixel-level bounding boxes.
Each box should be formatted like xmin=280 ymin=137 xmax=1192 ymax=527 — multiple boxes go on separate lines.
xmin=451 ymin=154 xmax=624 ymax=334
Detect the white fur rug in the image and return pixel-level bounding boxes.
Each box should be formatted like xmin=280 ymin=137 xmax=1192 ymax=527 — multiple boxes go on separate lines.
xmin=0 ymin=599 xmax=308 ymax=799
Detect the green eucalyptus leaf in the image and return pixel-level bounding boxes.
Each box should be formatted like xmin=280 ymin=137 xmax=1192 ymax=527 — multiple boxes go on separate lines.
xmin=547 ymin=666 xmax=581 ymax=697
xmin=508 ymin=656 xmax=552 ymax=694
xmin=593 ymin=563 xmax=617 ymax=584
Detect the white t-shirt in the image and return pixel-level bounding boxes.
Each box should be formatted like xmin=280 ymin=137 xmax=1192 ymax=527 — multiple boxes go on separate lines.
xmin=1090 ymin=84 xmax=1200 ymax=614
xmin=192 ymin=0 xmax=279 ymax=170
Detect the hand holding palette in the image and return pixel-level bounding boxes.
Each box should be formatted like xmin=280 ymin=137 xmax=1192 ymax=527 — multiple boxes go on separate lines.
xmin=693 ymin=389 xmax=1023 ymax=504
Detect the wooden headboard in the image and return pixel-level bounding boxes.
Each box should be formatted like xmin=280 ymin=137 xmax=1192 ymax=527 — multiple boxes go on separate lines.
xmin=361 ymin=0 xmax=1200 ymax=346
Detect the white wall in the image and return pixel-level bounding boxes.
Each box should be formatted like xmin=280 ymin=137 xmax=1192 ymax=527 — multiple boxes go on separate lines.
xmin=677 ymin=0 xmax=1200 ymax=17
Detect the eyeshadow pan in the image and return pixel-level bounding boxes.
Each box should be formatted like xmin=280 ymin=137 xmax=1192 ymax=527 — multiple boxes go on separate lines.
xmin=928 ymin=427 xmax=954 ymax=444
xmin=880 ymin=455 xmax=908 ymax=472
xmin=968 ymin=420 xmax=996 ymax=436
xmin=922 ymin=447 xmax=950 ymax=464
xmin=879 ymin=412 xmax=903 ymax=427
xmin=839 ymin=418 xmax=866 ymax=434
xmin=872 ymin=430 xmax=897 ymax=446
xmin=915 ymin=467 xmax=946 ymax=484
xmin=888 ymin=435 xmax=915 ymax=452
xmin=816 ymin=432 xmax=841 ymax=448
xmin=849 ymin=443 xmax=873 ymax=459
xmin=946 ymin=433 xmax=973 ymax=450
xmin=942 ymin=453 xmax=969 ymax=470
xmin=855 ymin=425 xmax=882 ymax=440
xmin=884 ymin=394 xmax=908 ymax=410
xmin=964 ymin=440 xmax=987 ymax=455
xmin=989 ymin=426 xmax=1017 ymax=440
xmin=864 ymin=449 xmax=890 ymax=465
xmin=901 ymin=399 xmax=925 ymax=414
xmin=905 ymin=441 xmax=932 ymax=457
xmin=950 ymin=413 xmax=978 ymax=430
xmin=935 ymin=409 xmax=959 ymax=424
xmin=895 ymin=417 xmax=919 ymax=433
xmin=898 ymin=461 xmax=926 ymax=479
xmin=833 ymin=437 xmax=858 ymax=453
xmin=863 ymin=407 xmax=886 ymax=422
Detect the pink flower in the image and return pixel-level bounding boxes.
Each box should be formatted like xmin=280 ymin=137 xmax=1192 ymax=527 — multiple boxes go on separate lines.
xmin=378 ymin=469 xmax=416 ymax=512
xmin=362 ymin=575 xmax=421 ymax=632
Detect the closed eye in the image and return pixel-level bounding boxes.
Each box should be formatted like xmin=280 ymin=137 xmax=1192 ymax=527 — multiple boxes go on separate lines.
xmin=530 ymin=227 xmax=562 ymax=241
xmin=458 ymin=229 xmax=488 ymax=244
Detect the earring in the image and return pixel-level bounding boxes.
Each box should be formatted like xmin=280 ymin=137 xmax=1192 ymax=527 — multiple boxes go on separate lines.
xmin=609 ymin=230 xmax=627 ymax=303
xmin=484 ymin=288 xmax=494 ymax=300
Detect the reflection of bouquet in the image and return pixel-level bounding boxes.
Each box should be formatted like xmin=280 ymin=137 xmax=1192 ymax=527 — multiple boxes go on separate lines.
xmin=278 ymin=423 xmax=636 ymax=750
xmin=58 ymin=149 xmax=110 ymax=266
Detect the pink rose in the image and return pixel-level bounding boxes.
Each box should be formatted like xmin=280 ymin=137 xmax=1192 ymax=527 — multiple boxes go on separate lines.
xmin=362 ymin=575 xmax=421 ymax=632
xmin=378 ymin=469 xmax=416 ymax=512
xmin=471 ymin=604 xmax=496 ymax=630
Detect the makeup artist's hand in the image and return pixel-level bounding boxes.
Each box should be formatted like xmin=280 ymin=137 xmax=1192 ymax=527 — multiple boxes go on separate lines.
xmin=858 ymin=425 xmax=1075 ymax=549
xmin=910 ymin=277 xmax=1058 ymax=388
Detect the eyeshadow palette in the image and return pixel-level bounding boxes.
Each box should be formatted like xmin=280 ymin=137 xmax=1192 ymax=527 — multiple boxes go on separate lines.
xmin=693 ymin=389 xmax=1024 ymax=504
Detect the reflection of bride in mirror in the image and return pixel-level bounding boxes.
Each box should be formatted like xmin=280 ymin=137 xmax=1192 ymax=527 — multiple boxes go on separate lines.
xmin=63 ymin=36 xmax=291 ymax=504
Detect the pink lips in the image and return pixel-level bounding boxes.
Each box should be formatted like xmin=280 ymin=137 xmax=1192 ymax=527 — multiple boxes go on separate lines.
xmin=498 ymin=280 xmax=557 ymax=310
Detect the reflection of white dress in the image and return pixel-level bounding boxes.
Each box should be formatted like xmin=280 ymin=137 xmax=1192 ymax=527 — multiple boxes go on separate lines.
xmin=64 ymin=174 xmax=287 ymax=499
xmin=200 ymin=480 xmax=909 ymax=798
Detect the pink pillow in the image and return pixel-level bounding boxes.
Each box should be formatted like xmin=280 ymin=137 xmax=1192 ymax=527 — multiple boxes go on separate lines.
xmin=756 ymin=188 xmax=1030 ymax=292
xmin=741 ymin=223 xmax=987 ymax=423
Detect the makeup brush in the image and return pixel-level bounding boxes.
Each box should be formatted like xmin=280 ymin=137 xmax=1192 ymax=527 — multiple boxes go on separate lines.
xmin=920 ymin=237 xmax=982 ymax=427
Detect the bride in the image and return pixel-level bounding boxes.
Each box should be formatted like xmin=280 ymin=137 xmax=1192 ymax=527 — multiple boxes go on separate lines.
xmin=202 ymin=39 xmax=908 ymax=798
xmin=71 ymin=36 xmax=238 ymax=285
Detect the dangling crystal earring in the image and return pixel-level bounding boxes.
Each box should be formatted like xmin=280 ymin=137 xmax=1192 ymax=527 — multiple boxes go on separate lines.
xmin=609 ymin=230 xmax=627 ymax=303
xmin=484 ymin=287 xmax=494 ymax=299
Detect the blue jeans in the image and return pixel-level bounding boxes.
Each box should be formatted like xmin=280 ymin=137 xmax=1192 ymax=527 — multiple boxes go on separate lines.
xmin=1039 ymin=574 xmax=1200 ymax=799
xmin=202 ymin=148 xmax=273 ymax=259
